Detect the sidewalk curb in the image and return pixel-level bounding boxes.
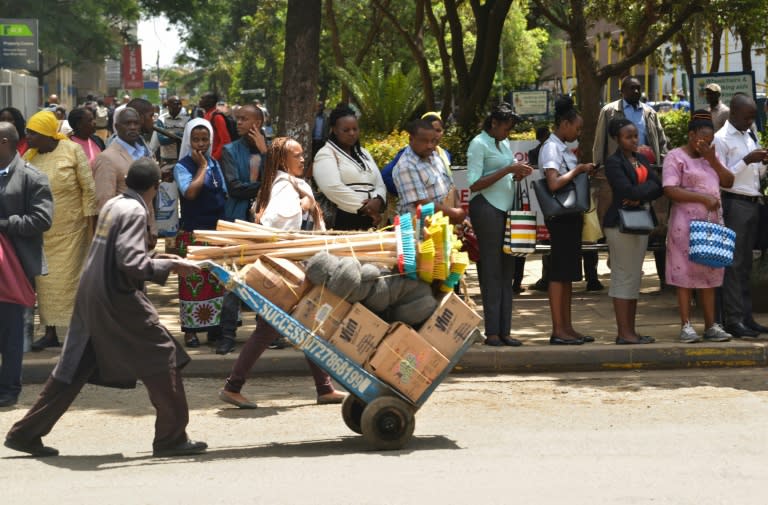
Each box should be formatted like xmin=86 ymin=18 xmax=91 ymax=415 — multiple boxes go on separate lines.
xmin=21 ymin=342 xmax=768 ymax=384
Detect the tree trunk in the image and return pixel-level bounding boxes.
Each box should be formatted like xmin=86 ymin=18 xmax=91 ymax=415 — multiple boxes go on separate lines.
xmin=709 ymin=25 xmax=723 ymax=73
xmin=447 ymin=0 xmax=513 ymax=130
xmin=325 ymin=0 xmax=349 ymax=103
xmin=677 ymin=35 xmax=695 ymax=86
xmin=278 ymin=0 xmax=322 ymax=172
xmin=425 ymin=2 xmax=453 ymax=120
xmin=740 ymin=35 xmax=753 ymax=72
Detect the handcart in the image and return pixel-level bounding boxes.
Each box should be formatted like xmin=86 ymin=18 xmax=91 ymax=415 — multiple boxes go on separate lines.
xmin=204 ymin=260 xmax=477 ymax=451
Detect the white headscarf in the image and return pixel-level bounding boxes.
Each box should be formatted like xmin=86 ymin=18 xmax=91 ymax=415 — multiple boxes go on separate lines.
xmin=178 ymin=117 xmax=214 ymax=160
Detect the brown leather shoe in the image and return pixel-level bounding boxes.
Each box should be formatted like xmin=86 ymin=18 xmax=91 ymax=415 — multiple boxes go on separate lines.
xmin=317 ymin=391 xmax=346 ymax=405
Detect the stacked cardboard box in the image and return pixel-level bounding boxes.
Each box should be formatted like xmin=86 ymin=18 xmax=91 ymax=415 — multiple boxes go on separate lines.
xmin=243 ymin=256 xmax=310 ymax=312
xmin=367 ymin=323 xmax=450 ymax=402
xmin=418 ymin=292 xmax=482 ymax=359
xmin=291 ymin=285 xmax=352 ymax=339
xmin=327 ymin=303 xmax=389 ymax=366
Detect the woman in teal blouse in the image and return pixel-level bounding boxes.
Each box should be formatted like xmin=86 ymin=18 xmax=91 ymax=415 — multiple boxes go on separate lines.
xmin=467 ymin=103 xmax=533 ymax=346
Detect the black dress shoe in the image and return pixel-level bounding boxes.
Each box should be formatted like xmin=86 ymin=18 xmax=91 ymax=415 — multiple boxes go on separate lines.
xmin=549 ymin=335 xmax=584 ymax=345
xmin=4 ymin=437 xmax=59 ymax=457
xmin=484 ymin=337 xmax=505 ymax=347
xmin=0 ymin=395 xmax=18 ymax=407
xmin=725 ymin=322 xmax=759 ymax=338
xmin=745 ymin=321 xmax=768 ymax=334
xmin=500 ymin=336 xmax=523 ymax=347
xmin=215 ymin=337 xmax=236 ymax=355
xmin=580 ymin=335 xmax=595 ymax=343
xmin=585 ymin=281 xmax=605 ymax=292
xmin=30 ymin=335 xmax=60 ymax=351
xmin=153 ymin=440 xmax=207 ymax=457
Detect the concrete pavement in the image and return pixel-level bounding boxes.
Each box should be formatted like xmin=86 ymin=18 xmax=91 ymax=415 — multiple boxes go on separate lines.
xmin=20 ymin=253 xmax=768 ymax=383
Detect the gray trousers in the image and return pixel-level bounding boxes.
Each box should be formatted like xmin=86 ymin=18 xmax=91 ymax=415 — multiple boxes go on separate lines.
xmin=469 ymin=195 xmax=515 ymax=337
xmin=721 ymin=196 xmax=759 ymax=326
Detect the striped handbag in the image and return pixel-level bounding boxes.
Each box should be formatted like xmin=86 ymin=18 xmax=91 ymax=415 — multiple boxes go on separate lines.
xmin=688 ymin=212 xmax=735 ymax=268
xmin=503 ymin=180 xmax=537 ymax=256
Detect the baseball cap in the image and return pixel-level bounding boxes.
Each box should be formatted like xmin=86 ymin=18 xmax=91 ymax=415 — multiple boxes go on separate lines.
xmin=705 ymin=83 xmax=721 ymax=93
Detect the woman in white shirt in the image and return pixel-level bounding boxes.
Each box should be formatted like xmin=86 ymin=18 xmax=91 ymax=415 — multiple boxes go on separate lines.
xmin=539 ymin=97 xmax=597 ymax=345
xmin=219 ymin=137 xmax=345 ymax=409
xmin=312 ymin=105 xmax=386 ymax=230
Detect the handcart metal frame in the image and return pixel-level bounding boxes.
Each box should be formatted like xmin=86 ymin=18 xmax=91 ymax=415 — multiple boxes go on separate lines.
xmin=204 ymin=261 xmax=476 ymax=450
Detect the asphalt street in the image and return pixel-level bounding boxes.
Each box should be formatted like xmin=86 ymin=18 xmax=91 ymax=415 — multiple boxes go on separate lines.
xmin=2 ymin=369 xmax=766 ymax=505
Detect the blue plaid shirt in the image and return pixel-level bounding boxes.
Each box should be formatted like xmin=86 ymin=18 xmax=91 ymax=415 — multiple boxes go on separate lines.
xmin=393 ymin=146 xmax=452 ymax=214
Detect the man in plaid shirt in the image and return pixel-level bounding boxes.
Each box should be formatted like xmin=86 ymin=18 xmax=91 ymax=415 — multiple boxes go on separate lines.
xmin=393 ymin=119 xmax=465 ymax=224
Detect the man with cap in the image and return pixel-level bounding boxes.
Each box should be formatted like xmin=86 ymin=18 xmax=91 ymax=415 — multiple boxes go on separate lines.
xmin=705 ymin=83 xmax=730 ymax=132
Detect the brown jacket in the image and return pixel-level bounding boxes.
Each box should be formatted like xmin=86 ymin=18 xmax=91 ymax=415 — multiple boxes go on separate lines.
xmin=52 ymin=190 xmax=189 ymax=387
xmin=92 ymin=141 xmax=133 ymax=211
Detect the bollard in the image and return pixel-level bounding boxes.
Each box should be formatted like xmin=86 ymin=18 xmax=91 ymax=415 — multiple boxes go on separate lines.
xmin=23 ymin=306 xmax=34 ymax=352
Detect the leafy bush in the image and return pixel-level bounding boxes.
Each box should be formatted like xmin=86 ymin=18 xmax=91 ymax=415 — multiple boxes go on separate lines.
xmin=363 ymin=130 xmax=410 ymax=169
xmin=659 ymin=109 xmax=690 ymax=149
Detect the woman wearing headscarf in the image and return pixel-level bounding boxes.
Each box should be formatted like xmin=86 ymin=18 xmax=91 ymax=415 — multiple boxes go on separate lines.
xmin=312 ymin=105 xmax=386 ymax=230
xmin=24 ymin=111 xmax=97 ymax=350
xmin=173 ymin=118 xmax=228 ymax=348
xmin=0 ymin=107 xmax=28 ymax=155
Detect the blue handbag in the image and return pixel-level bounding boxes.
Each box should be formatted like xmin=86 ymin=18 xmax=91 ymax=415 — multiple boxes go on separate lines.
xmin=688 ymin=213 xmax=735 ymax=268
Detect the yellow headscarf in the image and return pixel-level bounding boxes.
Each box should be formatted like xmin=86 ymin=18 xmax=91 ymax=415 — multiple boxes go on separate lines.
xmin=23 ymin=110 xmax=69 ymax=160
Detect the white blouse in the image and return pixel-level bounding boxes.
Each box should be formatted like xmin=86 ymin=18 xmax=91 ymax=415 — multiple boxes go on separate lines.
xmin=261 ymin=171 xmax=313 ymax=231
xmin=312 ymin=141 xmax=386 ymax=214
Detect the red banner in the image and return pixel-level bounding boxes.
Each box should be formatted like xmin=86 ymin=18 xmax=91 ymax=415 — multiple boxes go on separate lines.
xmin=122 ymin=44 xmax=143 ymax=89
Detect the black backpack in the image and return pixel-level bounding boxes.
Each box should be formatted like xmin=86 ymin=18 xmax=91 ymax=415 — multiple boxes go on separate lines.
xmin=213 ymin=111 xmax=240 ymax=141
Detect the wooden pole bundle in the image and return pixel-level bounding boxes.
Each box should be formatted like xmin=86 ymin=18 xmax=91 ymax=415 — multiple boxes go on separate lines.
xmin=186 ymin=220 xmax=398 ymax=267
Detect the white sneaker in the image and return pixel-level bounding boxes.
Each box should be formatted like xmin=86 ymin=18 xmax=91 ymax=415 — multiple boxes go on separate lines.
xmin=704 ymin=323 xmax=732 ymax=342
xmin=679 ymin=322 xmax=702 ymax=343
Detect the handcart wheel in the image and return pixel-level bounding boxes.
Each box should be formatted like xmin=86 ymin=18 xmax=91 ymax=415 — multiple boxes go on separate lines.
xmin=360 ymin=396 xmax=415 ymax=450
xmin=341 ymin=395 xmax=366 ymax=434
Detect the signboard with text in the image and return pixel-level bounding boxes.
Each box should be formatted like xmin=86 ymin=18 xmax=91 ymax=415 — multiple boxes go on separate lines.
xmin=121 ymin=44 xmax=143 ymax=89
xmin=690 ymin=71 xmax=756 ymax=113
xmin=512 ymin=90 xmax=549 ymax=116
xmin=0 ymin=19 xmax=38 ymax=71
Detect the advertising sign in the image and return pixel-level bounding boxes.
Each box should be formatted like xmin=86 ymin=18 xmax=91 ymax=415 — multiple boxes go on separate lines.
xmin=690 ymin=72 xmax=756 ymax=112
xmin=0 ymin=19 xmax=38 ymax=71
xmin=512 ymin=90 xmax=549 ymax=116
xmin=121 ymin=44 xmax=143 ymax=89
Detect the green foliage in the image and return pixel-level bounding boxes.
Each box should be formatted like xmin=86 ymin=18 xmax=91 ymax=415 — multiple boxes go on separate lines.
xmin=362 ymin=130 xmax=410 ymax=169
xmin=659 ymin=109 xmax=690 ymax=148
xmin=498 ymin=3 xmax=550 ymax=89
xmin=333 ymin=60 xmax=422 ymax=134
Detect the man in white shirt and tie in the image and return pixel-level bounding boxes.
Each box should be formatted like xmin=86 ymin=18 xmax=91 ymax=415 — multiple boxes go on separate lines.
xmin=714 ymin=93 xmax=768 ymax=338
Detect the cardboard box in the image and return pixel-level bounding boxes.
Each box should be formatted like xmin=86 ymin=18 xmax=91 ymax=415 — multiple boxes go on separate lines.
xmin=368 ymin=323 xmax=450 ymax=402
xmin=419 ymin=292 xmax=482 ymax=359
xmin=243 ymin=256 xmax=311 ymax=312
xmin=328 ymin=303 xmax=389 ymax=366
xmin=291 ymin=285 xmax=352 ymax=339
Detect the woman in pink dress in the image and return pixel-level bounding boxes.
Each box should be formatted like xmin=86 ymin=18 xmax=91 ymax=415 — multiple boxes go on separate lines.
xmin=663 ymin=110 xmax=734 ymax=343
xmin=68 ymin=107 xmax=105 ymax=168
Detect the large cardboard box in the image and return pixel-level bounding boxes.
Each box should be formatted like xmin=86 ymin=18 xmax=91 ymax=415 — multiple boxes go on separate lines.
xmin=327 ymin=303 xmax=389 ymax=366
xmin=419 ymin=292 xmax=482 ymax=359
xmin=291 ymin=285 xmax=352 ymax=339
xmin=368 ymin=323 xmax=450 ymax=402
xmin=243 ymin=256 xmax=310 ymax=312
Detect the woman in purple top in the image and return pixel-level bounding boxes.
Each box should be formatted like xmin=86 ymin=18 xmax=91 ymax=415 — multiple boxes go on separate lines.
xmin=663 ymin=110 xmax=734 ymax=343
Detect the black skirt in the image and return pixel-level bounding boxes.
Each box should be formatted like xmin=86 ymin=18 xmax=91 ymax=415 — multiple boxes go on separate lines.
xmin=546 ymin=213 xmax=583 ymax=282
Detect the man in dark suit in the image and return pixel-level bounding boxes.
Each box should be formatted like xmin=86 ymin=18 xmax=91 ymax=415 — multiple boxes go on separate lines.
xmin=0 ymin=121 xmax=54 ymax=407
xmin=5 ymin=159 xmax=206 ymax=457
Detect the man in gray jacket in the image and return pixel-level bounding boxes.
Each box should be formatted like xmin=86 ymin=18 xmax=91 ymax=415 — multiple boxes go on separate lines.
xmin=5 ymin=159 xmax=206 ymax=457
xmin=0 ymin=122 xmax=53 ymax=408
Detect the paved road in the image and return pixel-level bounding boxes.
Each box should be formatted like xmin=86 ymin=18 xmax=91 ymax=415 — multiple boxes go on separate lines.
xmin=2 ymin=369 xmax=766 ymax=504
